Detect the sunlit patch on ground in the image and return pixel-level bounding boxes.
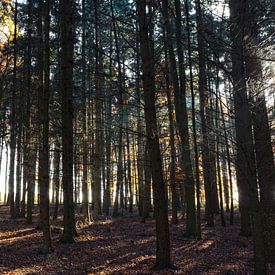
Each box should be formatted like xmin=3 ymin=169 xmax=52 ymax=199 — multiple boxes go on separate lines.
xmin=1 ymin=206 xmax=275 ymax=274
xmin=197 ymin=239 xmax=214 ymax=251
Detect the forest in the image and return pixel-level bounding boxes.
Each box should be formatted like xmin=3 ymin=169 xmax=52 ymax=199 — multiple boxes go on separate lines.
xmin=0 ymin=0 xmax=274 ymax=274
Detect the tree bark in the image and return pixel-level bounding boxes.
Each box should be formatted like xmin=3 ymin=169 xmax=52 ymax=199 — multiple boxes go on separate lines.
xmin=163 ymin=0 xmax=197 ymax=236
xmin=8 ymin=0 xmax=18 ymax=219
xmin=244 ymin=0 xmax=275 ymax=262
xmin=81 ymin=0 xmax=90 ymax=221
xmin=229 ymin=0 xmax=266 ymax=272
xmin=60 ymin=0 xmax=75 ymax=243
xmin=39 ymin=0 xmax=52 ymax=253
xmin=137 ymin=0 xmax=171 ymax=268
xmin=194 ymin=0 xmax=215 ymax=226
xmin=53 ymin=139 xmax=61 ymax=220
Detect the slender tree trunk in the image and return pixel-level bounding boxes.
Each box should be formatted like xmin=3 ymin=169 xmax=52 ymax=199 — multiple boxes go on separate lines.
xmin=135 ymin=31 xmax=144 ymax=217
xmin=165 ymin=56 xmax=178 ymax=225
xmin=164 ymin=0 xmax=197 ymax=236
xmin=9 ymin=0 xmax=18 ymax=219
xmin=215 ymin=83 xmax=225 ymax=226
xmin=111 ymin=0 xmax=124 ymax=217
xmin=60 ymin=0 xmax=75 ymax=243
xmin=93 ymin=0 xmax=103 ymax=215
xmin=208 ymin=92 xmax=219 ymax=214
xmin=53 ymin=139 xmax=61 ymax=220
xmin=219 ymin=91 xmax=234 ymax=225
xmin=15 ymin=127 xmax=22 ymax=218
xmin=4 ymin=146 xmax=8 ymax=205
xmin=185 ymin=0 xmax=202 ymax=238
xmin=194 ymin=0 xmax=215 ymax=226
xmin=137 ymin=0 xmax=171 ymax=268
xmin=81 ymin=0 xmax=90 ymax=221
xmin=39 ymin=0 xmax=52 ymax=253
xmin=126 ymin=127 xmax=133 ymax=213
xmin=221 ymin=146 xmax=230 ymax=212
xmin=27 ymin=144 xmax=36 ymax=223
xmin=36 ymin=0 xmax=45 ymax=230
xmin=104 ymin=43 xmax=113 ymax=216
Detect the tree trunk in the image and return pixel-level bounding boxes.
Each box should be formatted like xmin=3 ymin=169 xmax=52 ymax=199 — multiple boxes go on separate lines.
xmin=215 ymin=82 xmax=225 ymax=226
xmin=163 ymin=0 xmax=197 ymax=236
xmin=194 ymin=0 xmax=215 ymax=226
xmin=93 ymin=0 xmax=103 ymax=215
xmin=137 ymin=0 xmax=171 ymax=268
xmin=81 ymin=0 xmax=90 ymax=221
xmin=53 ymin=139 xmax=61 ymax=220
xmin=15 ymin=126 xmax=22 ymax=218
xmin=104 ymin=42 xmax=113 ymax=216
xmin=220 ymin=91 xmax=234 ymax=225
xmin=9 ymin=0 xmax=18 ymax=219
xmin=142 ymin=142 xmax=151 ymax=222
xmin=229 ymin=0 xmax=266 ymax=272
xmin=244 ymin=0 xmax=275 ymax=262
xmin=39 ymin=0 xmax=52 ymax=253
xmin=165 ymin=54 xmax=178 ymax=225
xmin=60 ymin=0 xmax=75 ymax=243
xmin=111 ymin=0 xmax=124 ymax=217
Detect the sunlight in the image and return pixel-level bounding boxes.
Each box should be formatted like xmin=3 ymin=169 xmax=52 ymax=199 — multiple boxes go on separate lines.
xmin=198 ymin=239 xmax=214 ymax=251
xmin=0 ymin=0 xmax=274 ymax=274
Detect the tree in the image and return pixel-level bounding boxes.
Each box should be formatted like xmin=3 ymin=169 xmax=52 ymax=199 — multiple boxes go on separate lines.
xmin=8 ymin=0 xmax=18 ymax=219
xmin=39 ymin=0 xmax=52 ymax=253
xmin=229 ymin=0 xmax=266 ymax=272
xmin=93 ymin=0 xmax=103 ymax=216
xmin=163 ymin=0 xmax=197 ymax=236
xmin=81 ymin=0 xmax=90 ymax=222
xmin=60 ymin=0 xmax=75 ymax=243
xmin=195 ymin=0 xmax=215 ymax=227
xmin=136 ymin=0 xmax=171 ymax=268
xmin=244 ymin=0 xmax=275 ymax=261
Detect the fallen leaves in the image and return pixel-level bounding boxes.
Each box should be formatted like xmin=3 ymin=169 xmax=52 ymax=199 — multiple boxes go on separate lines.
xmin=0 ymin=206 xmax=274 ymax=274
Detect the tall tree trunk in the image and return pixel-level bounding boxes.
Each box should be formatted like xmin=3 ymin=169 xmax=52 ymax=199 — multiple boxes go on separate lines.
xmin=126 ymin=126 xmax=133 ymax=213
xmin=135 ymin=28 xmax=144 ymax=217
xmin=9 ymin=0 xmax=18 ymax=219
xmin=165 ymin=54 xmax=178 ymax=225
xmin=185 ymin=0 xmax=202 ymax=237
xmin=137 ymin=0 xmax=171 ymax=268
xmin=244 ymin=0 xmax=275 ymax=262
xmin=93 ymin=0 xmax=103 ymax=215
xmin=215 ymin=82 xmax=225 ymax=227
xmin=111 ymin=0 xmax=124 ymax=217
xmin=208 ymin=91 xmax=219 ymax=214
xmin=24 ymin=0 xmax=33 ymax=220
xmin=163 ymin=0 xmax=197 ymax=236
xmin=104 ymin=43 xmax=113 ymax=216
xmin=229 ymin=0 xmax=266 ymax=272
xmin=136 ymin=60 xmax=144 ymax=217
xmin=194 ymin=0 xmax=215 ymax=226
xmin=220 ymin=91 xmax=234 ymax=225
xmin=39 ymin=0 xmax=52 ymax=253
xmin=60 ymin=0 xmax=75 ymax=243
xmin=81 ymin=0 xmax=90 ymax=221
xmin=36 ymin=0 xmax=45 ymax=230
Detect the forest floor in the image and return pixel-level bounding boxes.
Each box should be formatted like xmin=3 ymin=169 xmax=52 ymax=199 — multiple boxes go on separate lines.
xmin=0 ymin=205 xmax=274 ymax=275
